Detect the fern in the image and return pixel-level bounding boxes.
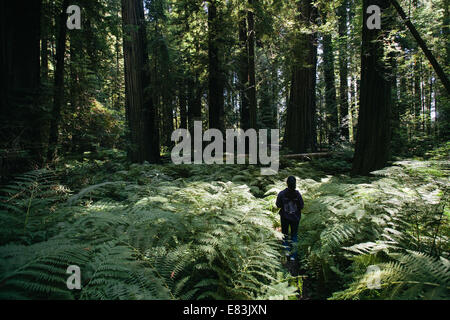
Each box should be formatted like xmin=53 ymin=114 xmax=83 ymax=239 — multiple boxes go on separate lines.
xmin=0 ymin=167 xmax=296 ymax=300
xmin=0 ymin=238 xmax=90 ymax=299
xmin=0 ymin=169 xmax=69 ymax=244
xmin=331 ymin=251 xmax=450 ymax=300
xmin=1 ymin=156 xmax=447 ymax=300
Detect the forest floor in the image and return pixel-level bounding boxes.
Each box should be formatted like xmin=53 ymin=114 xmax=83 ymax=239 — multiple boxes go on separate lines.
xmin=282 ymin=260 xmax=312 ymax=300
xmin=0 ymin=144 xmax=448 ymax=299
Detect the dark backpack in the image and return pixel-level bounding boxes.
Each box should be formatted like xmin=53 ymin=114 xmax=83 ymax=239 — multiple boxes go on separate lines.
xmin=283 ymin=196 xmax=298 ymax=217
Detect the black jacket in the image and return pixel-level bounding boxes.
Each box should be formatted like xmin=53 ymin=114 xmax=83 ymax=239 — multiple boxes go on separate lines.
xmin=276 ymin=188 xmax=304 ymax=222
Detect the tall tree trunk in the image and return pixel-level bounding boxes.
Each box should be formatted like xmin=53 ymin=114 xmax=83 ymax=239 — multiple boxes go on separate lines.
xmin=179 ymin=79 xmax=187 ymax=129
xmin=352 ymin=0 xmax=392 ymax=175
xmin=414 ymin=60 xmax=422 ymax=131
xmin=283 ymin=0 xmax=317 ymax=153
xmin=338 ymin=0 xmax=349 ymax=140
xmin=47 ymin=0 xmax=69 ymax=162
xmin=161 ymin=70 xmax=174 ymax=148
xmin=208 ymin=0 xmax=225 ymax=132
xmin=114 ymin=17 xmax=122 ymax=111
xmin=322 ymin=16 xmax=338 ymax=145
xmin=41 ymin=0 xmax=49 ymax=83
xmin=399 ymin=76 xmax=408 ymax=121
xmin=188 ymin=72 xmax=202 ymax=134
xmin=41 ymin=37 xmax=49 ymax=83
xmin=122 ymin=0 xmax=159 ymax=163
xmin=259 ymin=55 xmax=277 ymax=129
xmin=349 ymin=75 xmax=356 ymax=142
xmin=426 ymin=72 xmax=432 ymax=135
xmin=390 ymin=52 xmax=400 ymax=134
xmin=162 ymin=93 xmax=174 ymax=148
xmin=69 ymin=40 xmax=80 ymax=153
xmin=239 ymin=15 xmax=250 ymax=130
xmin=247 ymin=0 xmax=257 ymax=129
xmin=153 ymin=14 xmax=174 ymax=149
xmin=0 ymin=0 xmax=43 ymax=177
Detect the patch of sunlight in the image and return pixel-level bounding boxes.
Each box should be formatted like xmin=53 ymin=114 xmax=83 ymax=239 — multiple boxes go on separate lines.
xmin=136 ymin=196 xmax=169 ymax=205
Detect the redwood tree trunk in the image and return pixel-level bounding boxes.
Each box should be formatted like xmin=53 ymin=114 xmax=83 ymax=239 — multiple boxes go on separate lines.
xmin=188 ymin=73 xmax=202 ymax=133
xmin=338 ymin=0 xmax=349 ymax=140
xmin=239 ymin=15 xmax=250 ymax=130
xmin=0 ymin=0 xmax=43 ymax=176
xmin=283 ymin=0 xmax=317 ymax=153
xmin=414 ymin=61 xmax=422 ymax=131
xmin=352 ymin=0 xmax=392 ymax=175
xmin=208 ymin=0 xmax=225 ymax=132
xmin=122 ymin=0 xmax=159 ymax=163
xmin=247 ymin=0 xmax=257 ymax=129
xmin=47 ymin=0 xmax=69 ymax=162
xmin=179 ymin=79 xmax=187 ymax=129
xmin=322 ymin=17 xmax=338 ymax=145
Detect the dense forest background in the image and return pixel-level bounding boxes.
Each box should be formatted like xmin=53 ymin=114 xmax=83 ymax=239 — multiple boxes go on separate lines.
xmin=0 ymin=0 xmax=448 ymax=300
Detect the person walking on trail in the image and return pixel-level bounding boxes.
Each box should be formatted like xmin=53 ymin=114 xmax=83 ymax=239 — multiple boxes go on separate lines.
xmin=276 ymin=176 xmax=304 ymax=261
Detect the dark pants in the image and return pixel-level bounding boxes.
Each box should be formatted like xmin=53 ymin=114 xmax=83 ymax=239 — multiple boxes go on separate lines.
xmin=281 ymin=216 xmax=299 ymax=258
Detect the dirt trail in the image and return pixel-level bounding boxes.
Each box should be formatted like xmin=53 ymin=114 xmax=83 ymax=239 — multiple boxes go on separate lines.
xmin=282 ymin=259 xmax=312 ymax=300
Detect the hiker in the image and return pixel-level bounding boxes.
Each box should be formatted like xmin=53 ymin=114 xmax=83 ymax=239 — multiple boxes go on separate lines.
xmin=276 ymin=176 xmax=304 ymax=261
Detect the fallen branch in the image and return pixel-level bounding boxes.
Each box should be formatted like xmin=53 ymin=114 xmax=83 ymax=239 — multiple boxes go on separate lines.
xmin=282 ymin=152 xmax=336 ymax=160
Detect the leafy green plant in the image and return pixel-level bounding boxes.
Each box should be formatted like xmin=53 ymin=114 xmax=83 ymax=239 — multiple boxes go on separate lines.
xmin=0 ymin=165 xmax=297 ymax=300
xmin=0 ymin=153 xmax=448 ymax=300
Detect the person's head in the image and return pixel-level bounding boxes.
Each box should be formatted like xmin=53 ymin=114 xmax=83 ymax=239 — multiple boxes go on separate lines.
xmin=287 ymin=176 xmax=296 ymax=190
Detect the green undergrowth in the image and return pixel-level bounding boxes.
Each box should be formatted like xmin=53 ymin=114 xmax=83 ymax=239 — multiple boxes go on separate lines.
xmin=0 ymin=149 xmax=448 ymax=300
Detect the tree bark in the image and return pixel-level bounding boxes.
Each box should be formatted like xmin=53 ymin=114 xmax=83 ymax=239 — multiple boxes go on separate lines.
xmin=283 ymin=0 xmax=317 ymax=153
xmin=352 ymin=0 xmax=392 ymax=175
xmin=122 ymin=0 xmax=159 ymax=163
xmin=187 ymin=72 xmax=202 ymax=134
xmin=0 ymin=0 xmax=43 ymax=176
xmin=238 ymin=16 xmax=250 ymax=130
xmin=40 ymin=0 xmax=49 ymax=83
xmin=322 ymin=15 xmax=338 ymax=145
xmin=47 ymin=0 xmax=69 ymax=162
xmin=247 ymin=0 xmax=257 ymax=129
xmin=179 ymin=80 xmax=187 ymax=129
xmin=208 ymin=0 xmax=225 ymax=132
xmin=338 ymin=0 xmax=349 ymax=140
xmin=414 ymin=60 xmax=422 ymax=131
